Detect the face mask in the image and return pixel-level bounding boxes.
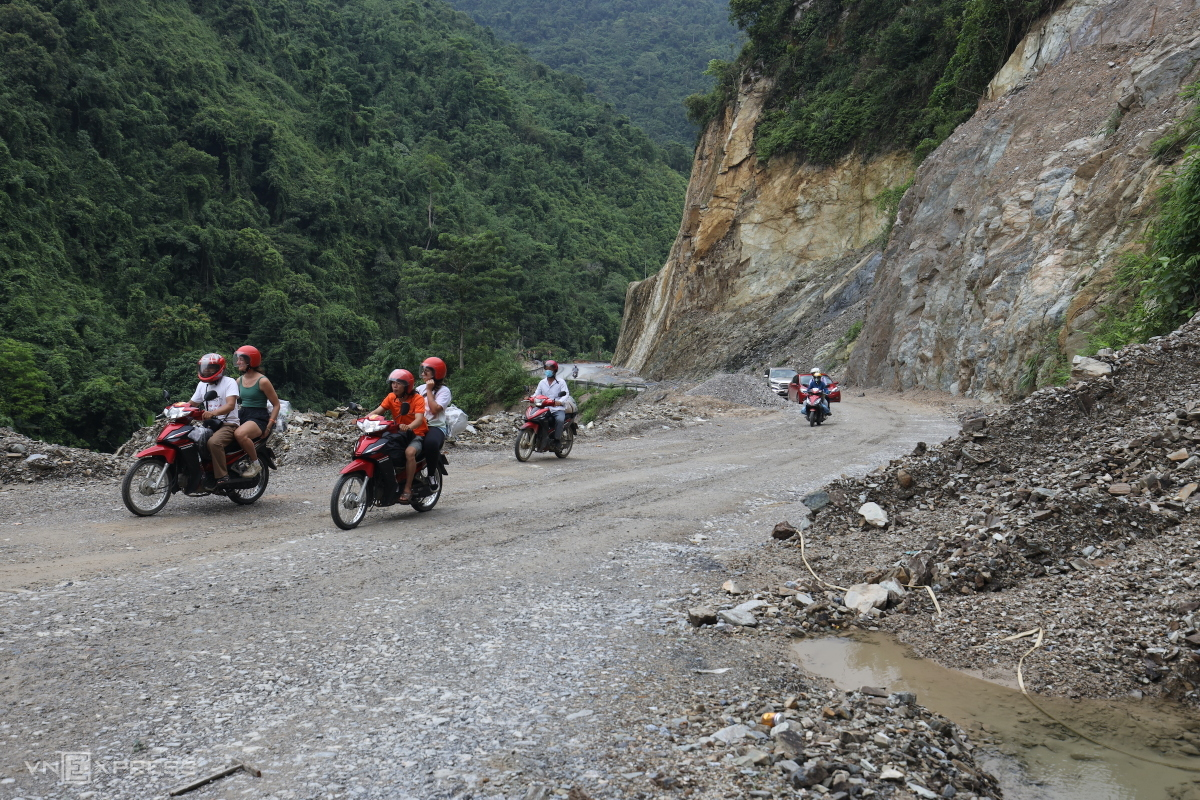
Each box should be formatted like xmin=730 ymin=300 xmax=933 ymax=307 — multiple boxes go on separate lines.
xmin=544 ymin=370 xmax=554 ymax=378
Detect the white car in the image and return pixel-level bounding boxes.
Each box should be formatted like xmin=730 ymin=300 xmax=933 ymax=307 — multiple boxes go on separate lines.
xmin=766 ymin=368 xmax=798 ymax=396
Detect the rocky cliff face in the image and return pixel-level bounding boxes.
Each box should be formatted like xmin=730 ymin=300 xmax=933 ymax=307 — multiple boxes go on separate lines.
xmin=616 ymin=0 xmax=1200 ymax=396
xmin=612 ymin=77 xmax=911 ymax=378
xmin=847 ymin=0 xmax=1200 ymax=399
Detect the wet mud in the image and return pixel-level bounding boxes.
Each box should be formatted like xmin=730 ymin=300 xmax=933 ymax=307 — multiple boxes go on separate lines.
xmin=793 ymin=632 xmax=1200 ymax=800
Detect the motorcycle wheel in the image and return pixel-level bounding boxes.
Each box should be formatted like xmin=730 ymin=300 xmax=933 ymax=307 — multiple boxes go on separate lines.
xmin=514 ymin=428 xmax=535 ymax=462
xmin=412 ymin=471 xmax=442 ymax=513
xmin=331 ymin=471 xmax=370 ymax=530
xmin=554 ymin=430 xmax=574 ymax=458
xmin=227 ymin=465 xmax=270 ymax=505
xmin=121 ymin=457 xmax=172 ymax=517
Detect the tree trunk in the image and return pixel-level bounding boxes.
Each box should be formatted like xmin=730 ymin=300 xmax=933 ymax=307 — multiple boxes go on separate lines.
xmin=458 ymin=322 xmax=465 ymax=370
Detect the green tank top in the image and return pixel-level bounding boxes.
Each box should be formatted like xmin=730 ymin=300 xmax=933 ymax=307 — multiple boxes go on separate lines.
xmin=240 ymin=375 xmax=268 ymax=408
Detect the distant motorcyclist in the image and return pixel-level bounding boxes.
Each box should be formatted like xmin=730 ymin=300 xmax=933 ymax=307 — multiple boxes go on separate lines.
xmin=368 ymin=369 xmax=428 ymax=504
xmin=534 ymin=360 xmax=571 ymax=446
xmin=807 ymin=368 xmax=833 ymax=417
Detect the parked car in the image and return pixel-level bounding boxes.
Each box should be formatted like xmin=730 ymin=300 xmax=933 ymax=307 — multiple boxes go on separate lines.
xmin=766 ymin=368 xmax=799 ymax=397
xmin=787 ymin=373 xmax=842 ymax=404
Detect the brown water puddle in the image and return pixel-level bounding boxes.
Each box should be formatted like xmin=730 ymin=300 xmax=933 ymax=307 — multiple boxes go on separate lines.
xmin=793 ymin=632 xmax=1200 ymax=800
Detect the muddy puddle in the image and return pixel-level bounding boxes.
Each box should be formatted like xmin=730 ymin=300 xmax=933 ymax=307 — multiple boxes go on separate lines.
xmin=793 ymin=632 xmax=1200 ymax=800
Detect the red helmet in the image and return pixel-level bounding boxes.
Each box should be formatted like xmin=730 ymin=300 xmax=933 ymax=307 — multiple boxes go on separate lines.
xmin=544 ymin=359 xmax=559 ymax=373
xmin=421 ymin=356 xmax=447 ymax=381
xmin=235 ymin=345 xmax=261 ymax=368
xmin=198 ymin=353 xmax=226 ymax=384
xmin=388 ymin=368 xmax=414 ymax=392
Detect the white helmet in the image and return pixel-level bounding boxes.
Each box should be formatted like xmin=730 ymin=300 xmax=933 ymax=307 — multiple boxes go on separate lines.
xmin=811 ymin=367 xmax=823 ymax=376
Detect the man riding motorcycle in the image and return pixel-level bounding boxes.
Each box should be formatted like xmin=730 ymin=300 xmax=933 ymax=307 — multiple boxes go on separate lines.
xmin=190 ymin=352 xmax=241 ymax=489
xmin=368 ymin=369 xmax=428 ymax=504
xmin=808 ymin=368 xmax=833 ymax=417
xmin=533 ymin=359 xmax=572 ymax=446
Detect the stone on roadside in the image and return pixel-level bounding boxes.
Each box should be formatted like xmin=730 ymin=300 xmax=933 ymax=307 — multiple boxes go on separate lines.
xmin=774 ymin=728 xmax=805 ymax=760
xmin=1108 ymin=483 xmax=1132 ymax=496
xmin=711 ymin=724 xmax=750 ymax=745
xmin=1175 ymin=483 xmax=1198 ymax=502
xmin=858 ymin=502 xmax=888 ymax=528
xmin=842 ymin=583 xmax=889 ymax=615
xmin=24 ymin=454 xmax=54 ymax=470
xmin=802 ymin=492 xmax=830 ymax=512
xmin=772 ymin=521 xmax=798 ymax=540
xmin=896 ymin=469 xmax=914 ymax=489
xmin=721 ymin=579 xmax=744 ymax=595
xmin=1179 ymin=456 xmax=1200 ymax=471
xmin=718 ymin=608 xmax=757 ymax=627
xmin=687 ymin=606 xmax=718 ymax=627
xmin=1169 ymin=449 xmax=1190 ymax=462
xmin=1070 ymin=355 xmax=1112 ymax=379
xmin=880 ymin=768 xmax=905 ymax=781
xmin=733 ymin=599 xmax=767 ymax=614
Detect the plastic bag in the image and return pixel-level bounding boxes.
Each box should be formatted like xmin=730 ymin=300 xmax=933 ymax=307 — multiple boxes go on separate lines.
xmin=188 ymin=424 xmax=214 ymax=445
xmin=445 ymin=404 xmax=469 ymax=438
xmin=561 ymin=397 xmax=578 ymax=414
xmin=267 ymin=399 xmax=292 ymax=433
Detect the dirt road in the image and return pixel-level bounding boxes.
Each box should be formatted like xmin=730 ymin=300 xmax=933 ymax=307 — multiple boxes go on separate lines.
xmin=0 ymin=393 xmax=958 ymax=798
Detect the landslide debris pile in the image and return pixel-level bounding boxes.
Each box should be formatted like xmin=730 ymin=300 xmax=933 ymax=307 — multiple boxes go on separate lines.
xmin=766 ymin=317 xmax=1200 ymax=705
xmin=687 ymin=373 xmax=792 ymax=409
xmin=617 ymin=678 xmax=999 ymax=800
xmin=0 ymin=428 xmax=124 ymax=484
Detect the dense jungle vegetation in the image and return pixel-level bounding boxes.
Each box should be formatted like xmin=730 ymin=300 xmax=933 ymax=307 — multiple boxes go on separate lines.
xmin=0 ymin=0 xmax=688 ymax=450
xmin=687 ymin=0 xmax=1064 ymax=164
xmin=446 ymin=0 xmax=739 ymax=158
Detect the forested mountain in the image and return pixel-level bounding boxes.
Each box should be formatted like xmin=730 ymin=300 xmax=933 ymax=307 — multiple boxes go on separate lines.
xmin=446 ymin=0 xmax=739 ymax=157
xmin=0 ymin=0 xmax=687 ymax=450
xmin=688 ymin=0 xmax=1066 ymax=164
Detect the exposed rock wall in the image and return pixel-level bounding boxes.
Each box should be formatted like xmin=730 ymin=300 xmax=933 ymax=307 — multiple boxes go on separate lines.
xmin=846 ymin=0 xmax=1200 ymax=398
xmin=616 ymin=0 xmax=1200 ymax=397
xmin=613 ymin=77 xmax=911 ymax=379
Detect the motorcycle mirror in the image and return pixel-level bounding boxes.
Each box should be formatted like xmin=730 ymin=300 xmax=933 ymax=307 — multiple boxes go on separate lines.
xmin=204 ymin=390 xmax=218 ymax=402
xmin=348 ymin=402 xmax=363 ymax=413
xmin=558 ymin=391 xmax=567 ymax=398
xmin=162 ymin=388 xmax=171 ymax=403
xmin=400 ymin=402 xmax=410 ymax=416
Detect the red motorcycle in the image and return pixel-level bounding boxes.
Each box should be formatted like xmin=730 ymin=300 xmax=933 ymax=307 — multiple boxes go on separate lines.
xmin=120 ymin=392 xmax=274 ymax=516
xmin=803 ymin=386 xmax=829 ymax=426
xmin=514 ymin=392 xmax=577 ymax=461
xmin=330 ymin=411 xmax=446 ymax=530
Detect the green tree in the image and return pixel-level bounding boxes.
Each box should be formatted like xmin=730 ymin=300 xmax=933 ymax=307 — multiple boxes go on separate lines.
xmin=0 ymin=338 xmax=52 ymax=429
xmin=404 ymin=232 xmax=520 ymax=369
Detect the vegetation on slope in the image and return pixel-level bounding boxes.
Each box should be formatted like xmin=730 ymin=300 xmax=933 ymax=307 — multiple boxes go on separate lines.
xmin=1089 ymin=84 xmax=1200 ymax=351
xmin=687 ymin=0 xmax=1063 ymax=164
xmin=446 ymin=0 xmax=739 ymax=159
xmin=0 ymin=0 xmax=687 ymax=449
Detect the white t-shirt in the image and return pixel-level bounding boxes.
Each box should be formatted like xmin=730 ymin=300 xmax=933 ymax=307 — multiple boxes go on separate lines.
xmin=191 ymin=377 xmax=240 ymax=426
xmin=417 ymin=384 xmax=452 ymax=430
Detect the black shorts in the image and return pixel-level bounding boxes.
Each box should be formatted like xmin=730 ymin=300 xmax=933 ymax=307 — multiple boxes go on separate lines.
xmin=385 ymin=430 xmax=423 ymax=457
xmin=240 ymin=408 xmax=270 ymax=431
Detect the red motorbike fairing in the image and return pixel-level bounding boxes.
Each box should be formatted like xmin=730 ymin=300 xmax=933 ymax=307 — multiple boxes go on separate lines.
xmin=340 ymin=458 xmax=376 ymax=477
xmin=134 ymin=444 xmax=178 ymax=463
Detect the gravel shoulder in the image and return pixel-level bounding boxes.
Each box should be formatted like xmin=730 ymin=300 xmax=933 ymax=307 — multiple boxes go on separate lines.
xmin=0 ymin=391 xmax=972 ymax=799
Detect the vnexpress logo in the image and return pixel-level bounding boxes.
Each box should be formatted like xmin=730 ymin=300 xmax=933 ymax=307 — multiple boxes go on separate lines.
xmin=24 ymin=752 xmax=91 ymax=784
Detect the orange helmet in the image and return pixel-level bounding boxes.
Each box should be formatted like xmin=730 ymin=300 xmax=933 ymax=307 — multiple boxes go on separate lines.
xmin=421 ymin=356 xmax=447 ymax=381
xmin=388 ymin=369 xmax=414 ymax=392
xmin=235 ymin=345 xmax=261 ymax=368
xmin=198 ymin=353 xmax=226 ymax=384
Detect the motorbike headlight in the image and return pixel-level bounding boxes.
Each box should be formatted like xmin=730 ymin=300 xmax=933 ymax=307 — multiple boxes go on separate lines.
xmin=165 ymin=406 xmax=190 ymax=420
xmin=357 ymin=417 xmax=388 ymax=434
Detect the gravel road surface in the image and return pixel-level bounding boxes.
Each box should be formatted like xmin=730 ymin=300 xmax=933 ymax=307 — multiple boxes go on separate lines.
xmin=0 ymin=393 xmax=958 ymax=799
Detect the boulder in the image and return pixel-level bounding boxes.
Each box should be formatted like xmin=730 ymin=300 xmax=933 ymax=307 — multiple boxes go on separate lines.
xmin=718 ymin=608 xmax=757 ymax=627
xmin=858 ymin=502 xmax=888 ymax=528
xmin=1070 ymin=355 xmax=1113 ymax=380
xmin=842 ymin=583 xmax=890 ymax=615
